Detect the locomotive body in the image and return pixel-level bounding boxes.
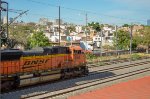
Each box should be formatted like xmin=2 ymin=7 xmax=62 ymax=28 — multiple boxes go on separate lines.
xmin=0 ymin=46 xmax=88 ymax=90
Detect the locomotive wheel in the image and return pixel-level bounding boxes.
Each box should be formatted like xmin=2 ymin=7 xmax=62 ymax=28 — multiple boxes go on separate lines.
xmin=60 ymin=69 xmax=65 ymax=79
xmin=81 ymin=66 xmax=89 ymax=75
xmin=1 ymin=81 xmax=14 ymax=91
xmin=13 ymin=76 xmax=20 ymax=88
xmin=1 ymin=76 xmax=20 ymax=91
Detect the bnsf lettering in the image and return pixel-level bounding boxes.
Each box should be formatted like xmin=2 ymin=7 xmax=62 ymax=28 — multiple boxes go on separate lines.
xmin=23 ymin=59 xmax=49 ymax=66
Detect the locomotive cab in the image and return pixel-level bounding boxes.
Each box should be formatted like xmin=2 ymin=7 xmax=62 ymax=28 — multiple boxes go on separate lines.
xmin=69 ymin=45 xmax=83 ymax=61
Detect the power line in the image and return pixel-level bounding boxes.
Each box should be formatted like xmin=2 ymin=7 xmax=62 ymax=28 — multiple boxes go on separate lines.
xmin=8 ymin=8 xmax=84 ymax=21
xmin=8 ymin=10 xmax=21 ymax=14
xmin=28 ymin=13 xmax=85 ymax=22
xmin=8 ymin=9 xmax=143 ymax=26
xmin=9 ymin=9 xmax=143 ymax=26
xmin=26 ymin=0 xmax=146 ymax=23
xmin=9 ymin=9 xmax=24 ymax=12
xmin=9 ymin=10 xmax=85 ymax=24
xmin=26 ymin=0 xmax=58 ymax=7
xmin=8 ymin=10 xmax=29 ymax=26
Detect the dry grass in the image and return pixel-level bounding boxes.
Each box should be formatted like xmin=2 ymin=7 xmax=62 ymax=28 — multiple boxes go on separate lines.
xmin=87 ymin=53 xmax=150 ymax=63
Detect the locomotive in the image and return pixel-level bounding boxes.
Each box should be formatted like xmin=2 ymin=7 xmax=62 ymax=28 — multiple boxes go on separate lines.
xmin=0 ymin=46 xmax=88 ymax=91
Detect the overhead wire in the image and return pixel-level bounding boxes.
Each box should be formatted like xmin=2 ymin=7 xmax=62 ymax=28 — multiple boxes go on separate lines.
xmin=9 ymin=9 xmax=85 ymax=24
xmin=26 ymin=0 xmax=146 ymax=23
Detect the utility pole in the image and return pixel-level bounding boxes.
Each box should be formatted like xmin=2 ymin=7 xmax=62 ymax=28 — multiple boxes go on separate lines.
xmin=59 ymin=6 xmax=61 ymax=46
xmin=0 ymin=0 xmax=2 ymax=31
xmin=0 ymin=1 xmax=8 ymax=45
xmin=100 ymin=30 xmax=103 ymax=57
xmin=115 ymin=25 xmax=118 ymax=56
xmin=0 ymin=0 xmax=2 ymax=49
xmin=85 ymin=13 xmax=87 ymax=50
xmin=130 ymin=25 xmax=133 ymax=62
xmin=0 ymin=1 xmax=8 ymax=38
xmin=6 ymin=1 xmax=8 ymax=39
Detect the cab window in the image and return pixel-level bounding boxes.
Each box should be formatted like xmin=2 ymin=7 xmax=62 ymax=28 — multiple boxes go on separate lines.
xmin=74 ymin=50 xmax=81 ymax=54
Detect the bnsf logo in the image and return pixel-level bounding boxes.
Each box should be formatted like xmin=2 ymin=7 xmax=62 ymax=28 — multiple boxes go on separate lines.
xmin=23 ymin=59 xmax=49 ymax=69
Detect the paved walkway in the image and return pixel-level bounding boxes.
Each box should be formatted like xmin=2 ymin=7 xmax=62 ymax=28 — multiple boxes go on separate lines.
xmin=68 ymin=76 xmax=150 ymax=99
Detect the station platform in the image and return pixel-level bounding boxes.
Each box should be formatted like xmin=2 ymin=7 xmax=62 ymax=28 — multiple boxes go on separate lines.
xmin=68 ymin=76 xmax=150 ymax=99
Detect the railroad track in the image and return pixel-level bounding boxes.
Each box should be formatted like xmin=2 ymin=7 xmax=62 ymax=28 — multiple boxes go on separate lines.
xmin=37 ymin=68 xmax=150 ymax=99
xmin=20 ymin=60 xmax=150 ymax=99
xmin=2 ymin=58 xmax=150 ymax=94
xmin=87 ymin=57 xmax=149 ymax=68
xmin=87 ymin=59 xmax=129 ymax=67
xmin=89 ymin=60 xmax=150 ymax=75
xmin=3 ymin=59 xmax=149 ymax=94
xmin=87 ymin=60 xmax=130 ymax=68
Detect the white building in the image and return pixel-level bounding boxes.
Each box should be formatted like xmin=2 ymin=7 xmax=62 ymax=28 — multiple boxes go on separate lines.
xmin=75 ymin=25 xmax=83 ymax=33
xmin=102 ymin=26 xmax=115 ymax=46
xmin=44 ymin=32 xmax=51 ymax=40
xmin=67 ymin=35 xmax=82 ymax=41
xmin=93 ymin=35 xmax=104 ymax=48
xmin=48 ymin=32 xmax=66 ymax=42
xmin=147 ymin=19 xmax=150 ymax=26
xmin=50 ymin=35 xmax=60 ymax=42
xmin=91 ymin=26 xmax=115 ymax=48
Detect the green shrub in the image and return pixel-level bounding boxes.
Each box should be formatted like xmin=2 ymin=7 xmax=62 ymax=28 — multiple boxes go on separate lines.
xmin=86 ymin=54 xmax=96 ymax=60
xmin=98 ymin=62 xmax=105 ymax=66
xmin=131 ymin=53 xmax=141 ymax=60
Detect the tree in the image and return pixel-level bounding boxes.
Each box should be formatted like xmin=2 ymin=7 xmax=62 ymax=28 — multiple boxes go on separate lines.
xmin=82 ymin=26 xmax=86 ymax=31
xmin=142 ymin=26 xmax=150 ymax=53
xmin=8 ymin=24 xmax=35 ymax=47
xmin=65 ymin=25 xmax=76 ymax=36
xmin=132 ymin=36 xmax=138 ymax=50
xmin=27 ymin=22 xmax=36 ymax=26
xmin=113 ymin=30 xmax=130 ymax=50
xmin=122 ymin=24 xmax=130 ymax=27
xmin=132 ymin=35 xmax=143 ymax=50
xmin=66 ymin=25 xmax=76 ymax=33
xmin=88 ymin=22 xmax=102 ymax=32
xmin=27 ymin=31 xmax=51 ymax=49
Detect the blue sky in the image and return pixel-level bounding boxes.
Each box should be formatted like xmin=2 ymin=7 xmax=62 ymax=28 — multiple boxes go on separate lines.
xmin=5 ymin=0 xmax=150 ymax=25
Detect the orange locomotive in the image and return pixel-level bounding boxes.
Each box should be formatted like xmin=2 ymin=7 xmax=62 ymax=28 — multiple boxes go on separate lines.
xmin=0 ymin=46 xmax=88 ymax=90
